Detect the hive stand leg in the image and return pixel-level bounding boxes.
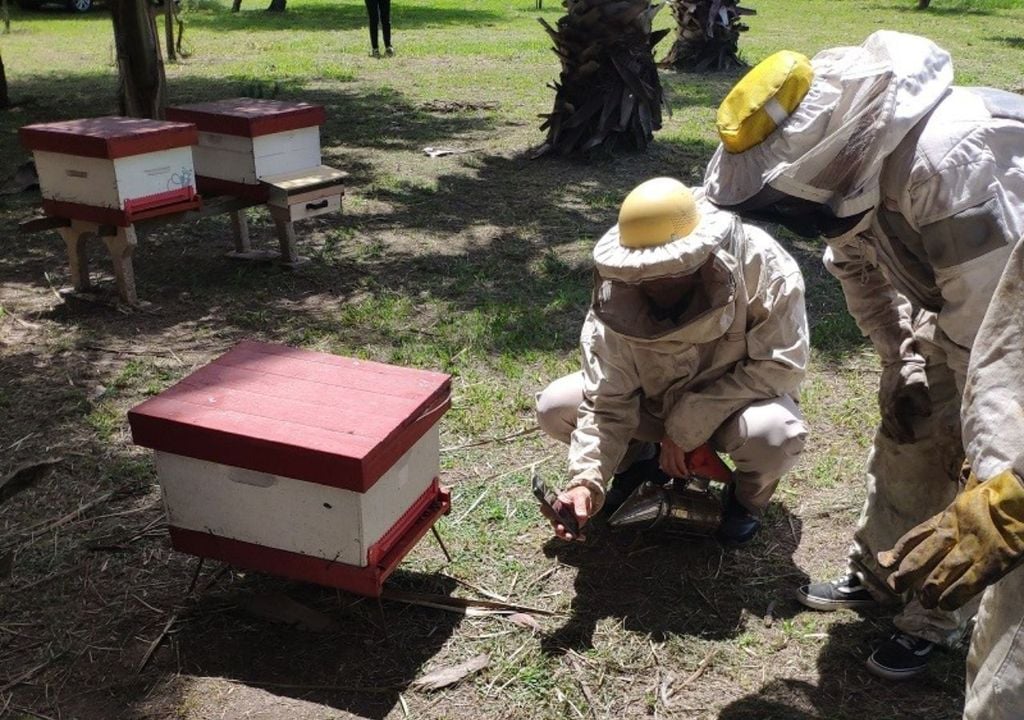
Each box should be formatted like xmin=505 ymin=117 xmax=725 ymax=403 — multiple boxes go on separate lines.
xmin=225 ymin=209 xmax=278 ymax=261
xmin=430 ymin=525 xmax=452 ymax=564
xmin=101 ymin=225 xmax=139 ymax=306
xmin=56 ymin=220 xmax=99 ymax=293
xmin=230 ymin=209 xmax=251 ymax=253
xmin=268 ymin=205 xmax=309 ymax=268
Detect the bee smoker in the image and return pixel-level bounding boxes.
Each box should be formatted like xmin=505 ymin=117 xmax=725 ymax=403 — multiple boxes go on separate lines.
xmin=607 ymin=444 xmax=731 ymax=538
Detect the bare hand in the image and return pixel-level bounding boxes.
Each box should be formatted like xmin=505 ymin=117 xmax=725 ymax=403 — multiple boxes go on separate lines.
xmin=540 ymin=486 xmax=592 ymax=541
xmin=660 ymin=435 xmax=689 ymax=478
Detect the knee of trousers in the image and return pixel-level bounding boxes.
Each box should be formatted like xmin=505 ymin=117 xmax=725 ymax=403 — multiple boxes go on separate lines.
xmin=728 ymin=412 xmax=808 ymax=479
xmin=535 ymin=375 xmax=582 ymax=445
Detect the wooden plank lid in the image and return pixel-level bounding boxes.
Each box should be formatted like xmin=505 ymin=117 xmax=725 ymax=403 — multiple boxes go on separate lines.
xmin=19 ymin=117 xmax=198 ymax=159
xmin=166 ymin=98 xmax=327 ymax=137
xmin=261 ymin=165 xmax=347 ymax=199
xmin=128 ymin=341 xmax=451 ymax=492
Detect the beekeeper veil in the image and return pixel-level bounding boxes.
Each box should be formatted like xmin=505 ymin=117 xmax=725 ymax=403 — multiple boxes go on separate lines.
xmin=703 ymin=31 xmax=954 ymax=232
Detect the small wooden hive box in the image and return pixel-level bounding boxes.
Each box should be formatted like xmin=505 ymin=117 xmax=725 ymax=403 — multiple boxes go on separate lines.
xmin=165 ymin=98 xmax=328 ymax=200
xmin=19 ymin=117 xmax=201 ymax=226
xmin=128 ymin=341 xmax=452 ymax=597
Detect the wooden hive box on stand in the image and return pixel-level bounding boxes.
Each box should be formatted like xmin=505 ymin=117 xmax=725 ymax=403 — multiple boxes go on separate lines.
xmin=19 ymin=117 xmax=201 ymax=226
xmin=165 ymin=98 xmax=340 ymax=204
xmin=128 ymin=341 xmax=452 ymax=597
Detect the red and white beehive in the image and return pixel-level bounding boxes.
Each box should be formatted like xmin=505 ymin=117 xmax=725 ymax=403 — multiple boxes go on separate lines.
xmin=165 ymin=98 xmax=328 ymax=200
xmin=19 ymin=117 xmax=201 ymax=226
xmin=128 ymin=341 xmax=452 ymax=597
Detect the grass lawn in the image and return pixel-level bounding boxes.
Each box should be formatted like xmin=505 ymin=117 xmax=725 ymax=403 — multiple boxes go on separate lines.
xmin=1 ymin=0 xmax=1022 ymax=718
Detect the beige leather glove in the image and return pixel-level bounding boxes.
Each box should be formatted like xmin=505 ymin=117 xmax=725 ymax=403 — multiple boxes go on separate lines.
xmin=878 ymin=469 xmax=1024 ymax=610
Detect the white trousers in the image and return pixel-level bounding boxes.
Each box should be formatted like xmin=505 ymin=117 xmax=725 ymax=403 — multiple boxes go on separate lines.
xmin=847 ymin=319 xmax=977 ymax=644
xmin=535 ymin=372 xmax=807 ymax=514
xmin=964 ymin=564 xmax=1024 ymax=719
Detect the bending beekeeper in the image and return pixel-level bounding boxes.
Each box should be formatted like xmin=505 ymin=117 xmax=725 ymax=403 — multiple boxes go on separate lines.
xmin=535 ymin=176 xmax=809 ymax=546
xmin=880 ymin=234 xmax=1024 ymax=719
xmin=702 ymin=30 xmax=1024 ymax=680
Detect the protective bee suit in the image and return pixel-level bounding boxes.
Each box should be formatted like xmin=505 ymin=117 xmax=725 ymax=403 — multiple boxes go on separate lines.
xmin=882 ymin=237 xmax=1024 ymax=719
xmin=703 ymin=30 xmax=1024 ymax=665
xmin=535 ymin=179 xmax=809 ymax=519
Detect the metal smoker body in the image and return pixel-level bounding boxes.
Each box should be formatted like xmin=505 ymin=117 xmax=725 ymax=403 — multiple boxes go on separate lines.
xmin=607 ymin=444 xmax=732 ymax=537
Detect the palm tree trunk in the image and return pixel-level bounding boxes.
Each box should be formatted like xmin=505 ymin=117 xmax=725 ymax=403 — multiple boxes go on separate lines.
xmin=662 ymin=0 xmax=753 ymax=71
xmin=536 ymin=0 xmax=669 ymax=156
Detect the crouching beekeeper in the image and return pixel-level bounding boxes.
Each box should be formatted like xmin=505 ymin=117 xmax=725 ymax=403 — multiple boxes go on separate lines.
xmin=535 ymin=177 xmax=809 ymax=546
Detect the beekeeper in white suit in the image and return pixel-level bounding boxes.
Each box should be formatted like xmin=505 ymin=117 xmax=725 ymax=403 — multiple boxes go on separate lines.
xmin=534 ymin=177 xmax=809 ymax=546
xmin=881 ymin=236 xmax=1024 ymax=718
xmin=703 ymin=30 xmax=1024 ymax=685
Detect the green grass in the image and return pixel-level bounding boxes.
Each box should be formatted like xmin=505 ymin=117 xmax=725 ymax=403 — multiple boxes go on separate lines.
xmin=1 ymin=1 xmax=1022 ymax=718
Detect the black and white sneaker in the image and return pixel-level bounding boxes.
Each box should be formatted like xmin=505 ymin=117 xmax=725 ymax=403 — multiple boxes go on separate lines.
xmin=866 ymin=632 xmax=936 ymax=680
xmin=796 ymin=573 xmax=878 ymax=611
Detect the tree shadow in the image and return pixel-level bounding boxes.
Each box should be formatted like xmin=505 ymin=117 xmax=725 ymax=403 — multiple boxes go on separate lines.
xmin=987 ymin=35 xmax=1024 ymax=49
xmin=875 ymin=0 xmax=996 ymax=14
xmin=184 ymin=0 xmax=502 ymax=33
xmin=539 ymin=499 xmax=810 ymax=654
xmin=129 ymin=571 xmax=465 ymax=719
xmin=717 ymin=615 xmax=968 ymax=720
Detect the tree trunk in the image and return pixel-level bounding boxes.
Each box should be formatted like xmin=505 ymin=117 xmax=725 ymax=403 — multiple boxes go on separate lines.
xmin=536 ymin=0 xmax=669 ymax=156
xmin=0 ymin=53 xmax=9 ymax=109
xmin=662 ymin=0 xmax=753 ymax=72
xmin=164 ymin=0 xmax=176 ymax=62
xmin=917 ymin=0 xmax=931 ymax=8
xmin=110 ymin=0 xmax=167 ymax=119
xmin=231 ymin=0 xmax=241 ymax=11
xmin=266 ymin=0 xmax=286 ymax=11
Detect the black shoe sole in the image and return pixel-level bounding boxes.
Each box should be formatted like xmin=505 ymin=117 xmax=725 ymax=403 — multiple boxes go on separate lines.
xmin=865 ymin=654 xmax=929 ymax=681
xmin=795 ymin=587 xmax=879 ymax=612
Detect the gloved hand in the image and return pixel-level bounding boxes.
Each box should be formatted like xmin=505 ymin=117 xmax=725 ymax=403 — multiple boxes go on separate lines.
xmin=877 ymin=469 xmax=1024 ymax=610
xmin=878 ymin=359 xmax=931 ymax=443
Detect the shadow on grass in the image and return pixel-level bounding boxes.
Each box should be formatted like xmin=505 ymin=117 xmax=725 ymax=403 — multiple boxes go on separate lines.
xmin=988 ymin=35 xmax=1024 ymax=49
xmin=184 ymin=0 xmax=502 ymax=33
xmin=0 ymin=72 xmax=495 ymax=169
xmin=130 ymin=571 xmax=464 ymax=719
xmin=717 ymin=615 xmax=967 ymax=720
xmin=876 ymin=0 xmax=997 ymax=14
xmin=539 ymin=500 xmax=809 ymax=652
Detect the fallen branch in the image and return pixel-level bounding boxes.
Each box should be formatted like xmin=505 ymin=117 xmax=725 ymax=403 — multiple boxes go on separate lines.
xmin=381 ymin=588 xmax=558 ymax=616
xmin=0 ymin=656 xmax=55 ymax=693
xmin=679 ymin=648 xmax=717 ymax=688
xmin=10 ymin=706 xmax=58 ymax=720
xmin=441 ymin=426 xmax=540 ymax=453
xmin=565 ymin=653 xmax=598 ymax=718
xmin=136 ymin=612 xmax=178 ymax=674
xmin=11 ymin=489 xmax=117 ymax=541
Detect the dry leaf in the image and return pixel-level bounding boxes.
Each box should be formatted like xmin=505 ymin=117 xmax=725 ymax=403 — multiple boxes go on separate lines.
xmin=410 ymin=653 xmax=489 ymax=692
xmin=241 ymin=592 xmax=340 ymax=633
xmin=506 ymin=612 xmax=542 ymax=632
